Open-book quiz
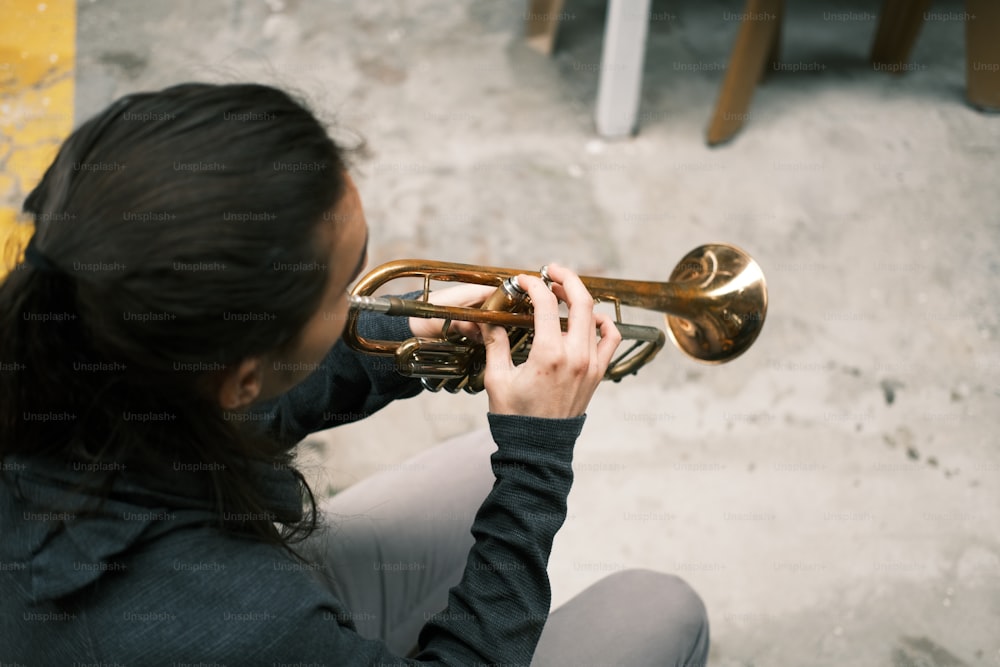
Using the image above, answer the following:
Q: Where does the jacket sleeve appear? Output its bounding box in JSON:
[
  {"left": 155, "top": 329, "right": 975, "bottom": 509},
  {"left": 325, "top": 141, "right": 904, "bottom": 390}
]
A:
[
  {"left": 409, "top": 413, "right": 582, "bottom": 664},
  {"left": 246, "top": 298, "right": 425, "bottom": 448},
  {"left": 271, "top": 412, "right": 583, "bottom": 666}
]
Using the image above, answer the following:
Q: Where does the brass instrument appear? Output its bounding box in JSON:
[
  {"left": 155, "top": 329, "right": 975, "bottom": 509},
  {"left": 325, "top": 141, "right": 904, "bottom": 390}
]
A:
[{"left": 344, "top": 243, "right": 767, "bottom": 393}]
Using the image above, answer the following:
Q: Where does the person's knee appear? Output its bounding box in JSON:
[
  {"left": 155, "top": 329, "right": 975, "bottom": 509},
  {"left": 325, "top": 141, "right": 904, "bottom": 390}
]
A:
[{"left": 603, "top": 568, "right": 710, "bottom": 665}]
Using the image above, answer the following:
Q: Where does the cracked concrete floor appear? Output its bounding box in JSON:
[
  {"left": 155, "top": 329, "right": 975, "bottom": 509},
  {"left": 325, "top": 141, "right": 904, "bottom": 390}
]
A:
[{"left": 65, "top": 0, "right": 1000, "bottom": 664}]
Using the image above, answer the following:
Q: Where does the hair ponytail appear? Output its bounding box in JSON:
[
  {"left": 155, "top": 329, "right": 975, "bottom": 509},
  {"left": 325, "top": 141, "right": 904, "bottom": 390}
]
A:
[{"left": 0, "top": 83, "right": 350, "bottom": 550}]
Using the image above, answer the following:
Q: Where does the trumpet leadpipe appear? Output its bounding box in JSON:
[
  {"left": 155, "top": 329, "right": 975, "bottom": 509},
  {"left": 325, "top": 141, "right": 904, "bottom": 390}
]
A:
[{"left": 348, "top": 295, "right": 537, "bottom": 329}]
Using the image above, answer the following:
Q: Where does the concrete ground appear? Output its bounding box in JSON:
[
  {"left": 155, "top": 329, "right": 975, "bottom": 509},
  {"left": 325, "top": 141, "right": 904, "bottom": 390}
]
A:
[{"left": 18, "top": 0, "right": 1000, "bottom": 664}]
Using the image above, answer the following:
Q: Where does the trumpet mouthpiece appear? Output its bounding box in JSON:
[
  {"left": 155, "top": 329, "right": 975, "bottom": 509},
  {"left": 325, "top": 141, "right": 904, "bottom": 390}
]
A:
[{"left": 349, "top": 294, "right": 392, "bottom": 313}]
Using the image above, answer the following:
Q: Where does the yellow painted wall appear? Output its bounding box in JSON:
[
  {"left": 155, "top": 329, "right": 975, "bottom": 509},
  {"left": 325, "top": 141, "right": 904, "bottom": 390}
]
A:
[{"left": 0, "top": 0, "right": 75, "bottom": 279}]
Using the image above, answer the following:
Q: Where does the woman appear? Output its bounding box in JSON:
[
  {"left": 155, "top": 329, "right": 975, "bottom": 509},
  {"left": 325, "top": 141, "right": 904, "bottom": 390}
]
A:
[{"left": 0, "top": 83, "right": 709, "bottom": 665}]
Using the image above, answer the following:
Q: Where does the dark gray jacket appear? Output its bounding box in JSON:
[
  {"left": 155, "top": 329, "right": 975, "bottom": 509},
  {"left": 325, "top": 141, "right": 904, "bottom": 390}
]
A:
[{"left": 0, "top": 308, "right": 582, "bottom": 665}]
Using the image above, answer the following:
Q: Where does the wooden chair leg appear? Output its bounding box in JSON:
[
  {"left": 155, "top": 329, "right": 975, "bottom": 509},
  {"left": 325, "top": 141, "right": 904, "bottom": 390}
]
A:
[
  {"left": 706, "top": 0, "right": 784, "bottom": 146},
  {"left": 966, "top": 0, "right": 1000, "bottom": 110},
  {"left": 760, "top": 9, "right": 783, "bottom": 83},
  {"left": 525, "top": 0, "right": 567, "bottom": 55},
  {"left": 871, "top": 0, "right": 932, "bottom": 71}
]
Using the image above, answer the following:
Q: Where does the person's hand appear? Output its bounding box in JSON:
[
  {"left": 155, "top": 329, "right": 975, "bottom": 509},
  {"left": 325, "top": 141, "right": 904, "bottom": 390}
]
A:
[
  {"left": 408, "top": 284, "right": 496, "bottom": 341},
  {"left": 479, "top": 263, "right": 621, "bottom": 419}
]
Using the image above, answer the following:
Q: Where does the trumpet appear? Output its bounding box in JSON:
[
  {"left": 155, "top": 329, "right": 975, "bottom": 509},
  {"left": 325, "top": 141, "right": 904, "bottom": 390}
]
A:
[{"left": 343, "top": 243, "right": 767, "bottom": 393}]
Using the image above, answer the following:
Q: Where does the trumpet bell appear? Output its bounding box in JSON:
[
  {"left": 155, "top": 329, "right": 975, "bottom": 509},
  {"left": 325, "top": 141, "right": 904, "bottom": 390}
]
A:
[{"left": 663, "top": 244, "right": 768, "bottom": 364}]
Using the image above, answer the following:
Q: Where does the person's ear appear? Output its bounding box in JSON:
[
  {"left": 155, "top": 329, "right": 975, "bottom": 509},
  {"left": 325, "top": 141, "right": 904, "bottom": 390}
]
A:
[{"left": 217, "top": 357, "right": 264, "bottom": 411}]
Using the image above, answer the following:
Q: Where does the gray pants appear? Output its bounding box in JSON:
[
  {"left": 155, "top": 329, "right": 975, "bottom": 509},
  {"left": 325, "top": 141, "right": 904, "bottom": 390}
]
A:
[{"left": 300, "top": 429, "right": 710, "bottom": 666}]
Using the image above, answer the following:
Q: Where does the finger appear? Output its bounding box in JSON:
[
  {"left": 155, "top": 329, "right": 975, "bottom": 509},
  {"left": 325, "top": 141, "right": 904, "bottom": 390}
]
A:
[
  {"left": 543, "top": 263, "right": 595, "bottom": 349},
  {"left": 448, "top": 320, "right": 483, "bottom": 342},
  {"left": 415, "top": 284, "right": 498, "bottom": 340},
  {"left": 479, "top": 322, "right": 513, "bottom": 377},
  {"left": 548, "top": 283, "right": 571, "bottom": 333},
  {"left": 517, "top": 275, "right": 561, "bottom": 348},
  {"left": 594, "top": 311, "right": 622, "bottom": 372},
  {"left": 549, "top": 282, "right": 568, "bottom": 304},
  {"left": 427, "top": 283, "right": 497, "bottom": 308}
]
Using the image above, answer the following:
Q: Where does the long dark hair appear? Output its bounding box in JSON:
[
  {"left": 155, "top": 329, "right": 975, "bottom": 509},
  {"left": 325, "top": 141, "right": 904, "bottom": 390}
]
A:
[{"left": 0, "top": 83, "right": 350, "bottom": 549}]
